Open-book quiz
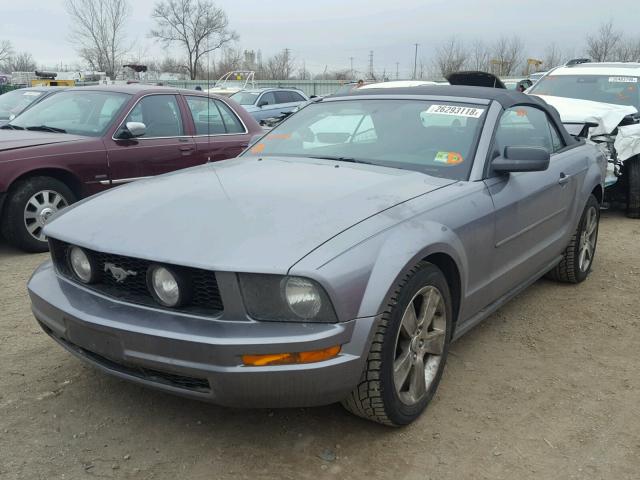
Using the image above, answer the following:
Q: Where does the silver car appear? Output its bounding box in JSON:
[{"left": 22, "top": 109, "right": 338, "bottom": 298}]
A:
[{"left": 28, "top": 86, "right": 606, "bottom": 425}]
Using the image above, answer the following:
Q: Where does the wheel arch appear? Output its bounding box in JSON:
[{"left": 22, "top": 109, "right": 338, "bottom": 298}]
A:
[
  {"left": 6, "top": 168, "right": 83, "bottom": 200},
  {"left": 421, "top": 252, "right": 462, "bottom": 334}
]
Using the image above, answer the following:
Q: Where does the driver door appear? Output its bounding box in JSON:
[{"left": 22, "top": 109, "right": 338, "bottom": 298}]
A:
[{"left": 485, "top": 106, "right": 584, "bottom": 299}]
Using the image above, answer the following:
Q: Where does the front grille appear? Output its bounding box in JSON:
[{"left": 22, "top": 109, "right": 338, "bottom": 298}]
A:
[
  {"left": 54, "top": 333, "right": 211, "bottom": 393},
  {"left": 49, "top": 239, "right": 223, "bottom": 317}
]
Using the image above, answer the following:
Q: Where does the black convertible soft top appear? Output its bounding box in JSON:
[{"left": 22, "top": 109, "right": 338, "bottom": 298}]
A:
[{"left": 345, "top": 85, "right": 577, "bottom": 145}]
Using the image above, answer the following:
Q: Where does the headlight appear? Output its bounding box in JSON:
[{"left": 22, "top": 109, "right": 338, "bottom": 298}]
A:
[
  {"left": 68, "top": 246, "right": 96, "bottom": 284},
  {"left": 239, "top": 274, "right": 337, "bottom": 323},
  {"left": 283, "top": 276, "right": 322, "bottom": 319},
  {"left": 147, "top": 265, "right": 189, "bottom": 308}
]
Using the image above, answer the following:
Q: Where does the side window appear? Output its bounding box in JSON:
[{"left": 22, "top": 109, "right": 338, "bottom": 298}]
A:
[
  {"left": 548, "top": 121, "right": 565, "bottom": 152},
  {"left": 290, "top": 91, "right": 306, "bottom": 102},
  {"left": 215, "top": 100, "right": 245, "bottom": 134},
  {"left": 185, "top": 96, "right": 226, "bottom": 135},
  {"left": 274, "top": 91, "right": 291, "bottom": 104},
  {"left": 494, "top": 106, "right": 553, "bottom": 155},
  {"left": 259, "top": 92, "right": 276, "bottom": 106},
  {"left": 125, "top": 95, "right": 183, "bottom": 138}
]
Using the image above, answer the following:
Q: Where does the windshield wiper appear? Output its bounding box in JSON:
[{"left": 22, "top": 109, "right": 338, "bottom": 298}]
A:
[
  {"left": 0, "top": 124, "right": 25, "bottom": 130},
  {"left": 25, "top": 125, "right": 67, "bottom": 133},
  {"left": 308, "top": 155, "right": 373, "bottom": 165}
]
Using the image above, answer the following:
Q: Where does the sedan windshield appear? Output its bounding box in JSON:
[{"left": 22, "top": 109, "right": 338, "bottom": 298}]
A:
[
  {"left": 530, "top": 74, "right": 640, "bottom": 109},
  {"left": 243, "top": 99, "right": 487, "bottom": 180},
  {"left": 230, "top": 92, "right": 259, "bottom": 105},
  {"left": 8, "top": 90, "right": 131, "bottom": 137},
  {"left": 0, "top": 89, "right": 43, "bottom": 120}
]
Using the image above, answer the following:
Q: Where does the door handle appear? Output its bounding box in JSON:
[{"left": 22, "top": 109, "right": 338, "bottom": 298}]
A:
[
  {"left": 558, "top": 172, "right": 571, "bottom": 185},
  {"left": 179, "top": 145, "right": 194, "bottom": 151}
]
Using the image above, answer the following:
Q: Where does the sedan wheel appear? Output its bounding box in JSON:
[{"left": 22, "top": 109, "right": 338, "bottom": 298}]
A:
[
  {"left": 578, "top": 205, "right": 598, "bottom": 273},
  {"left": 24, "top": 190, "right": 69, "bottom": 242},
  {"left": 1, "top": 176, "right": 76, "bottom": 253},
  {"left": 342, "top": 261, "right": 452, "bottom": 426}
]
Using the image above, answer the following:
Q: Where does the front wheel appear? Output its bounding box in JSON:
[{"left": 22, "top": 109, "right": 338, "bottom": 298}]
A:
[
  {"left": 626, "top": 156, "right": 640, "bottom": 218},
  {"left": 547, "top": 194, "right": 600, "bottom": 283},
  {"left": 1, "top": 176, "right": 76, "bottom": 253},
  {"left": 342, "top": 262, "right": 452, "bottom": 426}
]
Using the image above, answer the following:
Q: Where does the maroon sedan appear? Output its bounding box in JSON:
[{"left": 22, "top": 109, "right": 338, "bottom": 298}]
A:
[{"left": 0, "top": 85, "right": 263, "bottom": 252}]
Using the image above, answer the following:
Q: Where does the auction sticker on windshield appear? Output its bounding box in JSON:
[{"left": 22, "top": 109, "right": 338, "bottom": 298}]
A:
[
  {"left": 609, "top": 77, "right": 638, "bottom": 83},
  {"left": 426, "top": 105, "right": 485, "bottom": 118}
]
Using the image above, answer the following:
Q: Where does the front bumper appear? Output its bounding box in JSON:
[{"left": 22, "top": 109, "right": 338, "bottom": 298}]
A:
[{"left": 28, "top": 261, "right": 375, "bottom": 408}]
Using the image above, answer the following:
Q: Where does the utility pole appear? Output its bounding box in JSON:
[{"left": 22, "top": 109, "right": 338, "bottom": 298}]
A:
[
  {"left": 413, "top": 43, "right": 419, "bottom": 80},
  {"left": 284, "top": 48, "right": 291, "bottom": 79},
  {"left": 396, "top": 62, "right": 399, "bottom": 80},
  {"left": 368, "top": 51, "right": 374, "bottom": 80},
  {"left": 350, "top": 57, "right": 354, "bottom": 80}
]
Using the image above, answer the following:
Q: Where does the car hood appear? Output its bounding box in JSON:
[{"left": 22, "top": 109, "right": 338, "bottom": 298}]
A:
[
  {"left": 533, "top": 95, "right": 638, "bottom": 135},
  {"left": 0, "top": 129, "right": 88, "bottom": 152},
  {"left": 240, "top": 105, "right": 260, "bottom": 113},
  {"left": 45, "top": 157, "right": 456, "bottom": 273}
]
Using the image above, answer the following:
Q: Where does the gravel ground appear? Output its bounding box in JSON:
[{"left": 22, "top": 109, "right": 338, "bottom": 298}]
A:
[{"left": 1, "top": 211, "right": 639, "bottom": 480}]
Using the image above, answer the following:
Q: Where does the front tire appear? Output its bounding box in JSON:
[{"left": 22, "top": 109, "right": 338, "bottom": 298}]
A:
[
  {"left": 547, "top": 194, "right": 600, "bottom": 283},
  {"left": 626, "top": 156, "right": 640, "bottom": 219},
  {"left": 1, "top": 176, "right": 76, "bottom": 253},
  {"left": 342, "top": 262, "right": 452, "bottom": 426}
]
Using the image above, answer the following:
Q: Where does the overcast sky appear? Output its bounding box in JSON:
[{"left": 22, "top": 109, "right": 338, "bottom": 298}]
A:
[{"left": 2, "top": 0, "right": 638, "bottom": 76}]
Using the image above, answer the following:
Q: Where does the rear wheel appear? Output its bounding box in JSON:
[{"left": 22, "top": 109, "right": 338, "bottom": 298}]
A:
[
  {"left": 1, "top": 176, "right": 75, "bottom": 253},
  {"left": 626, "top": 156, "right": 640, "bottom": 218},
  {"left": 547, "top": 194, "right": 599, "bottom": 283},
  {"left": 341, "top": 262, "right": 452, "bottom": 426}
]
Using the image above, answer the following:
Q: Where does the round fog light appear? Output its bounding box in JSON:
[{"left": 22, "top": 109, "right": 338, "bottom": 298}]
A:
[
  {"left": 68, "top": 246, "right": 94, "bottom": 284},
  {"left": 283, "top": 276, "right": 322, "bottom": 319},
  {"left": 147, "top": 265, "right": 186, "bottom": 308}
]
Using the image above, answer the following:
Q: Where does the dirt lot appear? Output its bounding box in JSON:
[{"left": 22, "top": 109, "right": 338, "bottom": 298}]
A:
[{"left": 1, "top": 211, "right": 639, "bottom": 480}]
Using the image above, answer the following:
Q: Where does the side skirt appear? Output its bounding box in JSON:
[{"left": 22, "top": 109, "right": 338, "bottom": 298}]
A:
[{"left": 451, "top": 255, "right": 563, "bottom": 341}]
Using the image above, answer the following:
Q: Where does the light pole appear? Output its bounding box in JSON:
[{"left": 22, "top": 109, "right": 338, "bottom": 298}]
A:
[{"left": 413, "top": 43, "right": 419, "bottom": 80}]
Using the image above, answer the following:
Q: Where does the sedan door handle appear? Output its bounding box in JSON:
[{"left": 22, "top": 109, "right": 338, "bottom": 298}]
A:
[
  {"left": 179, "top": 145, "right": 194, "bottom": 152},
  {"left": 558, "top": 172, "right": 571, "bottom": 185}
]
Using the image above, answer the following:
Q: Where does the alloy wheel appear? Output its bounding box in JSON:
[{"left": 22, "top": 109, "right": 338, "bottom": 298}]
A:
[
  {"left": 393, "top": 285, "right": 447, "bottom": 406},
  {"left": 23, "top": 190, "right": 68, "bottom": 242},
  {"left": 578, "top": 206, "right": 598, "bottom": 272}
]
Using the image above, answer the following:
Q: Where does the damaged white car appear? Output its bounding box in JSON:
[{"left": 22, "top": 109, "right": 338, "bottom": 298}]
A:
[{"left": 528, "top": 62, "right": 640, "bottom": 218}]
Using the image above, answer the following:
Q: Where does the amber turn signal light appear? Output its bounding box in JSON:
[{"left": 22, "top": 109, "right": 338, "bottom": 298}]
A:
[{"left": 242, "top": 345, "right": 341, "bottom": 367}]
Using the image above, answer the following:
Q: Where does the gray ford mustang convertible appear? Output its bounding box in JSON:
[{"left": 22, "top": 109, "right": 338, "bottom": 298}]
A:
[{"left": 28, "top": 86, "right": 606, "bottom": 426}]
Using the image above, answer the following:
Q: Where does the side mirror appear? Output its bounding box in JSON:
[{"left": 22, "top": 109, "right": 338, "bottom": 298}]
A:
[
  {"left": 257, "top": 100, "right": 268, "bottom": 108},
  {"left": 492, "top": 146, "right": 550, "bottom": 173},
  {"left": 117, "top": 121, "right": 146, "bottom": 139}
]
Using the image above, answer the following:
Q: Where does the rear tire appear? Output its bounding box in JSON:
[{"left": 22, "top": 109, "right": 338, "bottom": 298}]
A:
[
  {"left": 547, "top": 194, "right": 599, "bottom": 284},
  {"left": 1, "top": 176, "right": 75, "bottom": 253},
  {"left": 341, "top": 262, "right": 452, "bottom": 426},
  {"left": 626, "top": 156, "right": 640, "bottom": 219}
]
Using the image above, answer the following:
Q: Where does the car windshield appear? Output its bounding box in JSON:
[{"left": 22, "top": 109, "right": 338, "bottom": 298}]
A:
[
  {"left": 530, "top": 74, "right": 640, "bottom": 109},
  {"left": 8, "top": 90, "right": 131, "bottom": 136},
  {"left": 0, "top": 89, "right": 44, "bottom": 120},
  {"left": 230, "top": 92, "right": 259, "bottom": 105},
  {"left": 243, "top": 99, "right": 487, "bottom": 180}
]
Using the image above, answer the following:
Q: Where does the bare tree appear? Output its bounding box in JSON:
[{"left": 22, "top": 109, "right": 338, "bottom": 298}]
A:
[
  {"left": 214, "top": 47, "right": 242, "bottom": 77},
  {"left": 613, "top": 37, "right": 640, "bottom": 62},
  {"left": 150, "top": 0, "right": 237, "bottom": 80},
  {"left": 66, "top": 0, "right": 130, "bottom": 78},
  {"left": 491, "top": 36, "right": 523, "bottom": 76},
  {"left": 542, "top": 42, "right": 567, "bottom": 70},
  {"left": 469, "top": 40, "right": 490, "bottom": 72},
  {"left": 586, "top": 20, "right": 622, "bottom": 62},
  {"left": 5, "top": 52, "right": 37, "bottom": 72},
  {"left": 433, "top": 37, "right": 468, "bottom": 79},
  {"left": 263, "top": 49, "right": 294, "bottom": 80},
  {"left": 0, "top": 40, "right": 13, "bottom": 66}
]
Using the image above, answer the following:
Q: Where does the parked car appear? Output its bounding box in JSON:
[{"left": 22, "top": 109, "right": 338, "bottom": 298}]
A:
[
  {"left": 528, "top": 62, "right": 640, "bottom": 217},
  {"left": 0, "top": 85, "right": 262, "bottom": 252},
  {"left": 230, "top": 88, "right": 309, "bottom": 123},
  {"left": 29, "top": 85, "right": 605, "bottom": 426},
  {"left": 0, "top": 87, "right": 64, "bottom": 126}
]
